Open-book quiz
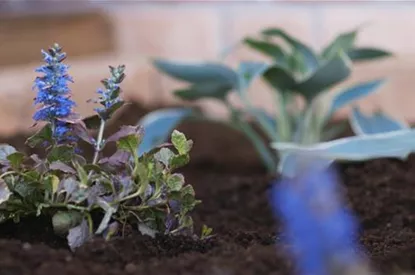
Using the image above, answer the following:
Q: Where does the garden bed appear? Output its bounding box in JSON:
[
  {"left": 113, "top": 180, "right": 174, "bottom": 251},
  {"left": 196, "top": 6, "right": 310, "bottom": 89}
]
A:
[{"left": 0, "top": 102, "right": 414, "bottom": 275}]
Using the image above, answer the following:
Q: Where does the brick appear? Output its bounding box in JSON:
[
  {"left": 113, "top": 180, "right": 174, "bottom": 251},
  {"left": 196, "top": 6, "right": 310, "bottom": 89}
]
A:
[
  {"left": 0, "top": 11, "right": 115, "bottom": 67},
  {"left": 110, "top": 6, "right": 221, "bottom": 106},
  {"left": 321, "top": 6, "right": 415, "bottom": 55},
  {"left": 110, "top": 7, "right": 220, "bottom": 59},
  {"left": 320, "top": 6, "right": 415, "bottom": 122}
]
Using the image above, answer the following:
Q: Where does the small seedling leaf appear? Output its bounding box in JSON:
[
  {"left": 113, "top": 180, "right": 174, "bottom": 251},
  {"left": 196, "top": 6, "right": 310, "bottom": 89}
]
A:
[{"left": 171, "top": 130, "right": 192, "bottom": 155}]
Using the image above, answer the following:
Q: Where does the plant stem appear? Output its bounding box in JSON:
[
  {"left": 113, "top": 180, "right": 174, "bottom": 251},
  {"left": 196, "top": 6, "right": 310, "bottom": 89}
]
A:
[
  {"left": 236, "top": 119, "right": 278, "bottom": 173},
  {"left": 92, "top": 119, "right": 106, "bottom": 165},
  {"left": 225, "top": 101, "right": 278, "bottom": 174}
]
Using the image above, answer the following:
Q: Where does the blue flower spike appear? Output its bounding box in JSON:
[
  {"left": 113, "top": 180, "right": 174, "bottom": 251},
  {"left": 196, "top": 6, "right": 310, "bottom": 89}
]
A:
[
  {"left": 270, "top": 163, "right": 373, "bottom": 275},
  {"left": 93, "top": 65, "right": 126, "bottom": 120},
  {"left": 33, "top": 43, "right": 77, "bottom": 144}
]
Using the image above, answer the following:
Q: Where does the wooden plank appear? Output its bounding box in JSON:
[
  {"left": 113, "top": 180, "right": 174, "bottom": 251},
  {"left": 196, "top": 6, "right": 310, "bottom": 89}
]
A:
[{"left": 0, "top": 11, "right": 115, "bottom": 67}]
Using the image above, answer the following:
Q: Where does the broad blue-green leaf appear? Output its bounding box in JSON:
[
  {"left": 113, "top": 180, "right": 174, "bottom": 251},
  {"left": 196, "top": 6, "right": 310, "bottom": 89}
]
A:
[
  {"left": 243, "top": 38, "right": 286, "bottom": 61},
  {"left": 262, "top": 64, "right": 296, "bottom": 92},
  {"left": 153, "top": 59, "right": 238, "bottom": 85},
  {"left": 295, "top": 51, "right": 352, "bottom": 101},
  {"left": 237, "top": 61, "right": 271, "bottom": 96},
  {"left": 347, "top": 48, "right": 392, "bottom": 62},
  {"left": 329, "top": 79, "right": 385, "bottom": 115},
  {"left": 322, "top": 29, "right": 357, "bottom": 60},
  {"left": 261, "top": 28, "right": 319, "bottom": 72},
  {"left": 350, "top": 106, "right": 408, "bottom": 135},
  {"left": 174, "top": 82, "right": 233, "bottom": 101},
  {"left": 137, "top": 108, "right": 193, "bottom": 156},
  {"left": 272, "top": 128, "right": 415, "bottom": 177}
]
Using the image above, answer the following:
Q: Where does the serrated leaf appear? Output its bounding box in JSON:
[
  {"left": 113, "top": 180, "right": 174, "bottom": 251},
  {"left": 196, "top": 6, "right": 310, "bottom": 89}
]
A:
[
  {"left": 171, "top": 130, "right": 192, "bottom": 155},
  {"left": 47, "top": 145, "right": 74, "bottom": 163},
  {"left": 167, "top": 173, "right": 185, "bottom": 192},
  {"left": 117, "top": 135, "right": 139, "bottom": 156},
  {"left": 329, "top": 79, "right": 385, "bottom": 115},
  {"left": 243, "top": 38, "right": 286, "bottom": 61},
  {"left": 0, "top": 179, "right": 11, "bottom": 205},
  {"left": 0, "top": 144, "right": 17, "bottom": 163},
  {"left": 181, "top": 185, "right": 195, "bottom": 197},
  {"left": 350, "top": 106, "right": 408, "bottom": 135},
  {"left": 6, "top": 152, "right": 25, "bottom": 169},
  {"left": 26, "top": 124, "right": 53, "bottom": 148},
  {"left": 347, "top": 47, "right": 392, "bottom": 62},
  {"left": 137, "top": 108, "right": 192, "bottom": 156},
  {"left": 49, "top": 161, "right": 76, "bottom": 174},
  {"left": 170, "top": 154, "right": 190, "bottom": 170},
  {"left": 322, "top": 29, "right": 357, "bottom": 60},
  {"left": 295, "top": 51, "right": 352, "bottom": 101},
  {"left": 67, "top": 219, "right": 90, "bottom": 252},
  {"left": 154, "top": 148, "right": 175, "bottom": 168}
]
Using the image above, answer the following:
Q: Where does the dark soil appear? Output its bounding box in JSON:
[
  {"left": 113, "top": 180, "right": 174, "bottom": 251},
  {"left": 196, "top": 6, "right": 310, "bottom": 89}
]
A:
[{"left": 0, "top": 102, "right": 414, "bottom": 275}]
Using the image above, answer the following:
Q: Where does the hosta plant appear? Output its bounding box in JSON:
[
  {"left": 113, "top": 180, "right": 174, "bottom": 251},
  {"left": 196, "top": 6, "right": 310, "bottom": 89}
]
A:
[
  {"left": 0, "top": 44, "right": 204, "bottom": 251},
  {"left": 152, "top": 26, "right": 392, "bottom": 174}
]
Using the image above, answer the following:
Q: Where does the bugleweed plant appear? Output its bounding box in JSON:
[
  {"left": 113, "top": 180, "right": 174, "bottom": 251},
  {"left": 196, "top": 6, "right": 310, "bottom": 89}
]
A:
[
  {"left": 0, "top": 44, "right": 205, "bottom": 251},
  {"left": 152, "top": 27, "right": 392, "bottom": 174}
]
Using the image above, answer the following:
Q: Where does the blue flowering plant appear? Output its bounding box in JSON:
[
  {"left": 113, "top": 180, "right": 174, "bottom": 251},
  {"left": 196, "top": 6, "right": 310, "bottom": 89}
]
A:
[
  {"left": 270, "top": 162, "right": 372, "bottom": 275},
  {"left": 0, "top": 44, "right": 205, "bottom": 251}
]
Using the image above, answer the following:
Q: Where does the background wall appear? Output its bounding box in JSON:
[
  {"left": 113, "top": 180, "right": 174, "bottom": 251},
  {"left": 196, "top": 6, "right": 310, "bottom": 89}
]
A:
[{"left": 0, "top": 0, "right": 414, "bottom": 136}]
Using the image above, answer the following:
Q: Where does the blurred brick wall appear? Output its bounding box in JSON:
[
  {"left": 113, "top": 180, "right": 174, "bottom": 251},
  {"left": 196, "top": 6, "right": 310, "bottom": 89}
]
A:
[{"left": 0, "top": 1, "right": 414, "bottom": 135}]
